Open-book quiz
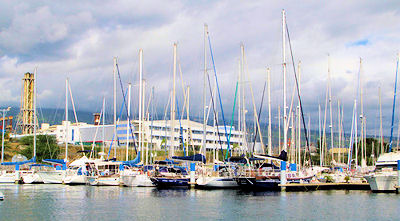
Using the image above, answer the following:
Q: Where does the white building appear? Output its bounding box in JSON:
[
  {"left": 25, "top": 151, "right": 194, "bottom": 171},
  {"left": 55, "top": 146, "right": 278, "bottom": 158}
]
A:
[
  {"left": 117, "top": 119, "right": 245, "bottom": 151},
  {"left": 41, "top": 119, "right": 245, "bottom": 151},
  {"left": 41, "top": 121, "right": 114, "bottom": 145}
]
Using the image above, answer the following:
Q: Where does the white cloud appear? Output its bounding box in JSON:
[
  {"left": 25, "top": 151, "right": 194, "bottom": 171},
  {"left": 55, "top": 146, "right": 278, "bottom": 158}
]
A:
[{"left": 0, "top": 0, "right": 398, "bottom": 135}]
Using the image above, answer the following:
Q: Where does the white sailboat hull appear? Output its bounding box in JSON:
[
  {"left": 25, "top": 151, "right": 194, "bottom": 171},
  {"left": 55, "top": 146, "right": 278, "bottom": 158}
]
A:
[
  {"left": 63, "top": 174, "right": 86, "bottom": 185},
  {"left": 121, "top": 174, "right": 155, "bottom": 187},
  {"left": 0, "top": 173, "right": 16, "bottom": 183},
  {"left": 22, "top": 173, "right": 43, "bottom": 184},
  {"left": 196, "top": 176, "right": 239, "bottom": 188},
  {"left": 38, "top": 171, "right": 64, "bottom": 184},
  {"left": 0, "top": 172, "right": 17, "bottom": 183},
  {"left": 365, "top": 173, "right": 398, "bottom": 192},
  {"left": 87, "top": 176, "right": 120, "bottom": 186}
]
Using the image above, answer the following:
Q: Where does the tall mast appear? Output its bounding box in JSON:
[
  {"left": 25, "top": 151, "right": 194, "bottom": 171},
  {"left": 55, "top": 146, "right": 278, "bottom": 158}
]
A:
[
  {"left": 341, "top": 105, "right": 344, "bottom": 163},
  {"left": 291, "top": 111, "right": 295, "bottom": 162},
  {"left": 360, "top": 58, "right": 365, "bottom": 166},
  {"left": 328, "top": 55, "right": 334, "bottom": 163},
  {"left": 338, "top": 100, "right": 341, "bottom": 164},
  {"left": 241, "top": 45, "right": 246, "bottom": 153},
  {"left": 102, "top": 97, "right": 105, "bottom": 154},
  {"left": 113, "top": 57, "right": 117, "bottom": 158},
  {"left": 202, "top": 24, "right": 208, "bottom": 156},
  {"left": 379, "top": 86, "right": 383, "bottom": 155},
  {"left": 278, "top": 105, "right": 281, "bottom": 153},
  {"left": 389, "top": 53, "right": 400, "bottom": 152},
  {"left": 139, "top": 49, "right": 143, "bottom": 161},
  {"left": 354, "top": 95, "right": 358, "bottom": 168},
  {"left": 65, "top": 77, "right": 68, "bottom": 161},
  {"left": 143, "top": 80, "right": 147, "bottom": 164},
  {"left": 238, "top": 60, "right": 241, "bottom": 154},
  {"left": 322, "top": 84, "right": 328, "bottom": 166},
  {"left": 126, "top": 83, "right": 131, "bottom": 161},
  {"left": 297, "top": 61, "right": 301, "bottom": 168},
  {"left": 33, "top": 68, "right": 37, "bottom": 159},
  {"left": 267, "top": 68, "right": 272, "bottom": 155},
  {"left": 150, "top": 86, "right": 155, "bottom": 163},
  {"left": 318, "top": 104, "right": 322, "bottom": 167},
  {"left": 282, "top": 9, "right": 288, "bottom": 152},
  {"left": 243, "top": 44, "right": 264, "bottom": 152},
  {"left": 171, "top": 43, "right": 177, "bottom": 157},
  {"left": 186, "top": 86, "right": 191, "bottom": 155}
]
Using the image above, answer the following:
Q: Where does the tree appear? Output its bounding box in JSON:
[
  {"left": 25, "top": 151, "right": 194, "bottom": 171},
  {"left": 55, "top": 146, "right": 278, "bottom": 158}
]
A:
[{"left": 18, "top": 135, "right": 61, "bottom": 162}]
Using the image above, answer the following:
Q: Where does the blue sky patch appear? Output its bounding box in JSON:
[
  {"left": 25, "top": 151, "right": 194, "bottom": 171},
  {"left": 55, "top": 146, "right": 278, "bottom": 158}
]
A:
[{"left": 347, "top": 39, "right": 369, "bottom": 47}]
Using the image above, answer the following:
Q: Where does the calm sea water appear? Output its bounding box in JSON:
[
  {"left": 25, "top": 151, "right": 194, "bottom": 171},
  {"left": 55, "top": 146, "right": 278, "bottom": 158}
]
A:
[{"left": 0, "top": 184, "right": 399, "bottom": 220}]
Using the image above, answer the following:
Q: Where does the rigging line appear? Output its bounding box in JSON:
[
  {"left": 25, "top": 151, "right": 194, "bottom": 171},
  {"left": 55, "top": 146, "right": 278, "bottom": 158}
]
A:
[
  {"left": 107, "top": 90, "right": 128, "bottom": 160},
  {"left": 90, "top": 102, "right": 104, "bottom": 159},
  {"left": 206, "top": 70, "right": 224, "bottom": 158},
  {"left": 116, "top": 63, "right": 138, "bottom": 155},
  {"left": 175, "top": 97, "right": 187, "bottom": 156},
  {"left": 225, "top": 81, "right": 239, "bottom": 160},
  {"left": 37, "top": 101, "right": 55, "bottom": 158},
  {"left": 285, "top": 22, "right": 313, "bottom": 167},
  {"left": 68, "top": 82, "right": 85, "bottom": 153},
  {"left": 389, "top": 57, "right": 399, "bottom": 152},
  {"left": 162, "top": 92, "right": 171, "bottom": 154},
  {"left": 349, "top": 60, "right": 362, "bottom": 167},
  {"left": 207, "top": 35, "right": 231, "bottom": 153},
  {"left": 251, "top": 81, "right": 267, "bottom": 155},
  {"left": 51, "top": 92, "right": 63, "bottom": 125},
  {"left": 348, "top": 101, "right": 356, "bottom": 168}
]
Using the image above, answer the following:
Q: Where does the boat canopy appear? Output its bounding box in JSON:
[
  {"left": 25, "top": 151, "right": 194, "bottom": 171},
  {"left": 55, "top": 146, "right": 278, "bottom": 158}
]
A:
[
  {"left": 69, "top": 156, "right": 89, "bottom": 167},
  {"left": 172, "top": 154, "right": 206, "bottom": 163}
]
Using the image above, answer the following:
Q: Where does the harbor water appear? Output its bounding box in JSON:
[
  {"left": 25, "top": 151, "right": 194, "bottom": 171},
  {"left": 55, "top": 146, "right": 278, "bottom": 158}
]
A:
[{"left": 0, "top": 184, "right": 399, "bottom": 220}]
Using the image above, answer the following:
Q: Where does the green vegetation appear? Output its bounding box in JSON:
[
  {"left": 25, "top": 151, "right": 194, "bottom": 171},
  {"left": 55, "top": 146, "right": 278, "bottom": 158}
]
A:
[
  {"left": 324, "top": 175, "right": 334, "bottom": 183},
  {"left": 18, "top": 135, "right": 60, "bottom": 162}
]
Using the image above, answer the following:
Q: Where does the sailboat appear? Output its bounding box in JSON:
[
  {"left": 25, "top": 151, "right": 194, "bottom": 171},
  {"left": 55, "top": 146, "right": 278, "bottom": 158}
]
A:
[
  {"left": 121, "top": 50, "right": 154, "bottom": 187},
  {"left": 64, "top": 90, "right": 108, "bottom": 185},
  {"left": 364, "top": 53, "right": 400, "bottom": 192},
  {"left": 195, "top": 26, "right": 241, "bottom": 189},
  {"left": 37, "top": 78, "right": 70, "bottom": 184},
  {"left": 85, "top": 57, "right": 124, "bottom": 186}
]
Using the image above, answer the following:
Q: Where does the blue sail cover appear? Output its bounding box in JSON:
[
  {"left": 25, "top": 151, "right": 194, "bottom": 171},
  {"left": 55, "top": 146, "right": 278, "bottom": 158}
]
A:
[
  {"left": 1, "top": 157, "right": 36, "bottom": 166},
  {"left": 121, "top": 151, "right": 141, "bottom": 167},
  {"left": 29, "top": 164, "right": 52, "bottom": 169},
  {"left": 172, "top": 154, "right": 206, "bottom": 163},
  {"left": 43, "top": 159, "right": 66, "bottom": 164}
]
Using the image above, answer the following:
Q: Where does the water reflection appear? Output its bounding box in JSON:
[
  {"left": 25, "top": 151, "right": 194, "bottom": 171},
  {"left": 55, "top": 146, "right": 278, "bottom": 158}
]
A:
[{"left": 1, "top": 184, "right": 399, "bottom": 220}]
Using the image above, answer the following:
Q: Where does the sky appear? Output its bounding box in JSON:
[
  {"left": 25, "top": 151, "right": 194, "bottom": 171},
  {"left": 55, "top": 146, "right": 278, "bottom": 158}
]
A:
[{"left": 0, "top": 0, "right": 399, "bottom": 135}]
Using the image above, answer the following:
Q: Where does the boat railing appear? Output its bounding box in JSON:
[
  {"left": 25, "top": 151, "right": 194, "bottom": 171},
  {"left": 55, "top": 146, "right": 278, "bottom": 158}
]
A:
[{"left": 236, "top": 168, "right": 281, "bottom": 178}]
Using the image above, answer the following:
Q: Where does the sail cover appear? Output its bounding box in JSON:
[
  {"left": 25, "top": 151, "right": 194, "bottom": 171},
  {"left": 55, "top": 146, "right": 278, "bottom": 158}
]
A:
[
  {"left": 172, "top": 154, "right": 206, "bottom": 163},
  {"left": 43, "top": 159, "right": 66, "bottom": 164},
  {"left": 254, "top": 150, "right": 288, "bottom": 162},
  {"left": 121, "top": 151, "right": 141, "bottom": 167}
]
